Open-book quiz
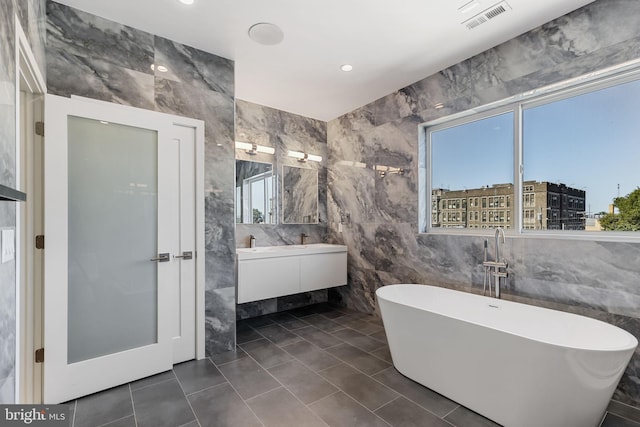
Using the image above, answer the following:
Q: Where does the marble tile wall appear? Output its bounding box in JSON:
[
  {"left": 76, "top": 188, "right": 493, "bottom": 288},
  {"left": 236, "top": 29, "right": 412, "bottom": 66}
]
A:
[
  {"left": 235, "top": 99, "right": 329, "bottom": 318},
  {"left": 46, "top": 1, "right": 236, "bottom": 355},
  {"left": 327, "top": 0, "right": 640, "bottom": 407},
  {"left": 0, "top": 0, "right": 46, "bottom": 404}
]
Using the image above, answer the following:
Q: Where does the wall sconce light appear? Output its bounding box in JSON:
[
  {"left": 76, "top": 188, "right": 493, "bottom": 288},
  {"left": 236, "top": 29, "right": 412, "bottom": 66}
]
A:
[
  {"left": 287, "top": 150, "right": 322, "bottom": 162},
  {"left": 374, "top": 164, "right": 405, "bottom": 178},
  {"left": 235, "top": 141, "right": 275, "bottom": 155}
]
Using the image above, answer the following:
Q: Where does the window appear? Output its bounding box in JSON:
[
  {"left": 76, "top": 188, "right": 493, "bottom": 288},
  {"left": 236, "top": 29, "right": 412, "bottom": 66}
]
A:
[
  {"left": 524, "top": 193, "right": 535, "bottom": 208},
  {"left": 425, "top": 67, "right": 640, "bottom": 236}
]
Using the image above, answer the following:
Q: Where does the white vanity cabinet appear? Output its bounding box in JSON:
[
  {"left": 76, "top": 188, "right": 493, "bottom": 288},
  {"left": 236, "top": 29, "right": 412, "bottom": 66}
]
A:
[
  {"left": 237, "top": 244, "right": 347, "bottom": 304},
  {"left": 300, "top": 252, "right": 348, "bottom": 292}
]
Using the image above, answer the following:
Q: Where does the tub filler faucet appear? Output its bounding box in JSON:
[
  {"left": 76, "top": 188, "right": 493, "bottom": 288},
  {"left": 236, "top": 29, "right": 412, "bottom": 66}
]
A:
[
  {"left": 301, "top": 233, "right": 309, "bottom": 245},
  {"left": 482, "top": 227, "right": 508, "bottom": 298}
]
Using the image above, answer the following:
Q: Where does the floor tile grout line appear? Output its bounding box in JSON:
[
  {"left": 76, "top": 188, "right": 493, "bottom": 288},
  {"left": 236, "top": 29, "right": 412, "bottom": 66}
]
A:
[
  {"left": 371, "top": 394, "right": 402, "bottom": 413},
  {"left": 238, "top": 347, "right": 331, "bottom": 426},
  {"left": 212, "top": 359, "right": 267, "bottom": 427},
  {"left": 371, "top": 366, "right": 461, "bottom": 421},
  {"left": 279, "top": 340, "right": 343, "bottom": 373},
  {"left": 242, "top": 384, "right": 286, "bottom": 403},
  {"left": 128, "top": 383, "right": 139, "bottom": 427},
  {"left": 264, "top": 357, "right": 296, "bottom": 371},
  {"left": 71, "top": 399, "right": 77, "bottom": 427},
  {"left": 311, "top": 362, "right": 399, "bottom": 417},
  {"left": 604, "top": 411, "right": 640, "bottom": 426},
  {"left": 94, "top": 414, "right": 136, "bottom": 427},
  {"left": 173, "top": 367, "right": 202, "bottom": 427},
  {"left": 321, "top": 347, "right": 392, "bottom": 378},
  {"left": 323, "top": 346, "right": 392, "bottom": 376},
  {"left": 441, "top": 404, "right": 463, "bottom": 421},
  {"left": 211, "top": 353, "right": 249, "bottom": 368},
  {"left": 608, "top": 401, "right": 640, "bottom": 423},
  {"left": 325, "top": 327, "right": 387, "bottom": 353},
  {"left": 130, "top": 374, "right": 177, "bottom": 393},
  {"left": 305, "top": 389, "right": 342, "bottom": 407},
  {"left": 184, "top": 380, "right": 229, "bottom": 398},
  {"left": 305, "top": 384, "right": 393, "bottom": 427},
  {"left": 251, "top": 325, "right": 306, "bottom": 348},
  {"left": 236, "top": 338, "right": 265, "bottom": 347}
]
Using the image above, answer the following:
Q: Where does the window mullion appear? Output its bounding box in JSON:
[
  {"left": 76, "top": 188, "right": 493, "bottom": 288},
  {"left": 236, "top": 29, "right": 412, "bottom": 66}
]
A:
[{"left": 514, "top": 104, "right": 523, "bottom": 234}]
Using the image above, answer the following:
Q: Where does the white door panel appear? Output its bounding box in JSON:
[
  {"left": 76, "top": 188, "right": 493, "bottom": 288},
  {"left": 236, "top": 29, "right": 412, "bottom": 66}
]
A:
[{"left": 43, "top": 95, "right": 203, "bottom": 403}]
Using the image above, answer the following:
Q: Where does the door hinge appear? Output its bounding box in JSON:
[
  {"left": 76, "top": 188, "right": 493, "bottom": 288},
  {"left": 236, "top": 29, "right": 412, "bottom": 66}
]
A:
[
  {"left": 35, "top": 235, "right": 45, "bottom": 249},
  {"left": 35, "top": 121, "right": 44, "bottom": 137},
  {"left": 35, "top": 348, "right": 44, "bottom": 363}
]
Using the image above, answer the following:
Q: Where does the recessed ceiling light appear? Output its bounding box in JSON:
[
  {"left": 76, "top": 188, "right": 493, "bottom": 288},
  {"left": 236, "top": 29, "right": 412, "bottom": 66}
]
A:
[
  {"left": 340, "top": 64, "right": 353, "bottom": 72},
  {"left": 248, "top": 23, "right": 284, "bottom": 46},
  {"left": 178, "top": 0, "right": 195, "bottom": 5}
]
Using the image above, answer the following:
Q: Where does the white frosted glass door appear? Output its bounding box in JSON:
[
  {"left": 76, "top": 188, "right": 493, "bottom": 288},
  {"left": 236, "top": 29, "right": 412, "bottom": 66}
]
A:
[
  {"left": 43, "top": 95, "right": 176, "bottom": 403},
  {"left": 67, "top": 116, "right": 159, "bottom": 363}
]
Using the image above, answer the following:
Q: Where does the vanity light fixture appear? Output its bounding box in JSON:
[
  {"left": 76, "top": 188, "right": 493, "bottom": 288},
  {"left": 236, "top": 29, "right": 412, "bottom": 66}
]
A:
[
  {"left": 374, "top": 164, "right": 405, "bottom": 178},
  {"left": 178, "top": 0, "right": 195, "bottom": 5},
  {"left": 434, "top": 102, "right": 445, "bottom": 109},
  {"left": 150, "top": 64, "right": 169, "bottom": 73},
  {"left": 340, "top": 64, "right": 353, "bottom": 72},
  {"left": 287, "top": 150, "right": 322, "bottom": 163},
  {"left": 235, "top": 141, "right": 275, "bottom": 155}
]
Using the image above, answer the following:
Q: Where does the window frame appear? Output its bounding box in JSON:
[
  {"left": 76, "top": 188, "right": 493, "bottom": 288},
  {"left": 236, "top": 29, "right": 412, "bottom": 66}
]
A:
[{"left": 419, "top": 62, "right": 640, "bottom": 242}]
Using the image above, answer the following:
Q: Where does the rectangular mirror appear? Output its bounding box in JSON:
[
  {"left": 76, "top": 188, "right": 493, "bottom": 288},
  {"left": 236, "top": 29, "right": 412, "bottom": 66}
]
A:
[
  {"left": 236, "top": 160, "right": 275, "bottom": 224},
  {"left": 282, "top": 165, "right": 318, "bottom": 224}
]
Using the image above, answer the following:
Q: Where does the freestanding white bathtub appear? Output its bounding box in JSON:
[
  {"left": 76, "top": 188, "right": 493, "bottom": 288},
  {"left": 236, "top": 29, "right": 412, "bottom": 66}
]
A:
[{"left": 376, "top": 284, "right": 637, "bottom": 427}]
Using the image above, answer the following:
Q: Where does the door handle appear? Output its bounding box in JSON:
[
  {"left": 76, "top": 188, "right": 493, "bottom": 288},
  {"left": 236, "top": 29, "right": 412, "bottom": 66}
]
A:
[
  {"left": 150, "top": 253, "right": 170, "bottom": 262},
  {"left": 174, "top": 251, "right": 193, "bottom": 260}
]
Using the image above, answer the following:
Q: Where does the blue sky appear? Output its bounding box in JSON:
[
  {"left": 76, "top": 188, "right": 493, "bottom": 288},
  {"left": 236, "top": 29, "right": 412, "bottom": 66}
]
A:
[{"left": 431, "top": 78, "right": 640, "bottom": 214}]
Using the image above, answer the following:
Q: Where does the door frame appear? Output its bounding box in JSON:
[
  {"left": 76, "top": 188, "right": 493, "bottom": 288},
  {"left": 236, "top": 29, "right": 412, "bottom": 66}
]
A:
[
  {"left": 42, "top": 95, "right": 206, "bottom": 403},
  {"left": 15, "top": 15, "right": 46, "bottom": 404}
]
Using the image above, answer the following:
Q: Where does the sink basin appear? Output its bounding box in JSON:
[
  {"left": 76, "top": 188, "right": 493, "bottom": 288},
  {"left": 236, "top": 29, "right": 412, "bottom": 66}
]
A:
[{"left": 236, "top": 243, "right": 346, "bottom": 260}]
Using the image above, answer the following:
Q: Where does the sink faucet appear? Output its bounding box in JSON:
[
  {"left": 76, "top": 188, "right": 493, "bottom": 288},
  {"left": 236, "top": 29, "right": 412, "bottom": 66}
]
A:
[
  {"left": 494, "top": 227, "right": 505, "bottom": 263},
  {"left": 301, "top": 233, "right": 309, "bottom": 245}
]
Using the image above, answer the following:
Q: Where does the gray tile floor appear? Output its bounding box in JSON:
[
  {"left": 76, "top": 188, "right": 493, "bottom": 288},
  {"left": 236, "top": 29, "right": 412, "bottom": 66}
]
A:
[{"left": 66, "top": 303, "right": 640, "bottom": 427}]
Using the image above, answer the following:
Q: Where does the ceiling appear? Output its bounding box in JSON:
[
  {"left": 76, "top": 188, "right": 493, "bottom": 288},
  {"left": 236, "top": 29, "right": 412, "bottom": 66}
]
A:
[{"left": 53, "top": 0, "right": 594, "bottom": 121}]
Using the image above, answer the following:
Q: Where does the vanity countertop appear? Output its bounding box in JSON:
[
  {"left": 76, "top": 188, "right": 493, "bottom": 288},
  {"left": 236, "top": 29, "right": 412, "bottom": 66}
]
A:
[{"left": 236, "top": 243, "right": 347, "bottom": 260}]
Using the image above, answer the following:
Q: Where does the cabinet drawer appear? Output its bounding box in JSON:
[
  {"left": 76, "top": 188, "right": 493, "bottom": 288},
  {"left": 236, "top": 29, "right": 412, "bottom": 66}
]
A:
[
  {"left": 238, "top": 257, "right": 300, "bottom": 303},
  {"left": 300, "top": 252, "right": 347, "bottom": 292}
]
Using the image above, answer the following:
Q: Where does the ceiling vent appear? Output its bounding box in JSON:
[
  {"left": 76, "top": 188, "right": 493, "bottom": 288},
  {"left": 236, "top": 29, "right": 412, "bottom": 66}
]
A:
[{"left": 463, "top": 1, "right": 512, "bottom": 30}]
